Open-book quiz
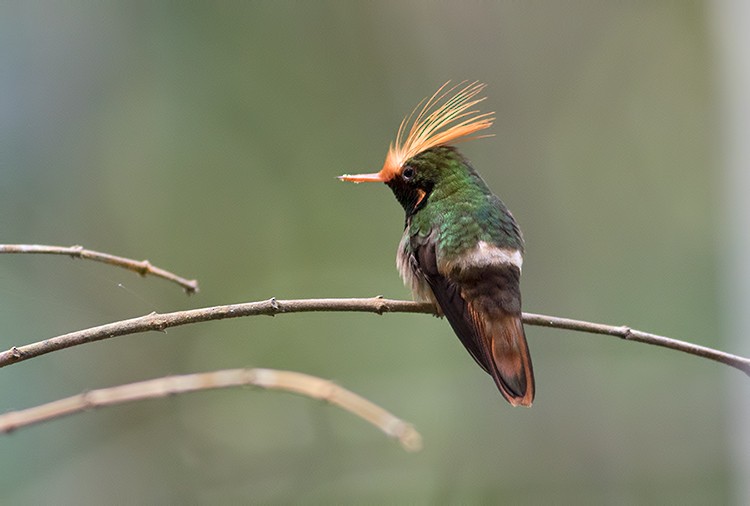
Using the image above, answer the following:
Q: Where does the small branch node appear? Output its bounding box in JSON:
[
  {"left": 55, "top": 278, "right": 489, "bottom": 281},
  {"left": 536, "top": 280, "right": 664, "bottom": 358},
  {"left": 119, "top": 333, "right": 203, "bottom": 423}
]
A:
[
  {"left": 137, "top": 259, "right": 153, "bottom": 277},
  {"left": 68, "top": 245, "right": 84, "bottom": 258},
  {"left": 269, "top": 297, "right": 280, "bottom": 313},
  {"left": 10, "top": 347, "right": 23, "bottom": 359},
  {"left": 371, "top": 296, "right": 388, "bottom": 314},
  {"left": 148, "top": 313, "right": 168, "bottom": 332},
  {"left": 184, "top": 281, "right": 200, "bottom": 295}
]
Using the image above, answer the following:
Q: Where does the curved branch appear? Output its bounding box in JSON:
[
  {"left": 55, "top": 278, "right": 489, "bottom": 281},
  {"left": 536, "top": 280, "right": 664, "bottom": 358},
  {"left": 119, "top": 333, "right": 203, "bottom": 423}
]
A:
[
  {"left": 0, "top": 244, "right": 199, "bottom": 294},
  {"left": 0, "top": 368, "right": 422, "bottom": 451},
  {"left": 0, "top": 297, "right": 747, "bottom": 376}
]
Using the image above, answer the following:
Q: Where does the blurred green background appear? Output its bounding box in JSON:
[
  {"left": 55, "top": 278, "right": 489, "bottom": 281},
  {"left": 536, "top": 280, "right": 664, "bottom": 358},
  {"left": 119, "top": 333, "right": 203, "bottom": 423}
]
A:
[{"left": 1, "top": 1, "right": 745, "bottom": 504}]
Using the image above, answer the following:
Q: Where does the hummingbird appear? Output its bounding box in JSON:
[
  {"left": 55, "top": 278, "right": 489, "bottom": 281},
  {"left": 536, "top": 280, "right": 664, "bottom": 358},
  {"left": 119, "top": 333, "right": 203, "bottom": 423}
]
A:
[{"left": 339, "top": 81, "right": 534, "bottom": 406}]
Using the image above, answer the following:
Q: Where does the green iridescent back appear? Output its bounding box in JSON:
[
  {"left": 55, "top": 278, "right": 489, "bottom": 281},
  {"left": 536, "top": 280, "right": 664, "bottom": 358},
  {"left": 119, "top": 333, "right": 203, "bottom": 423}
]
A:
[{"left": 405, "top": 147, "right": 524, "bottom": 259}]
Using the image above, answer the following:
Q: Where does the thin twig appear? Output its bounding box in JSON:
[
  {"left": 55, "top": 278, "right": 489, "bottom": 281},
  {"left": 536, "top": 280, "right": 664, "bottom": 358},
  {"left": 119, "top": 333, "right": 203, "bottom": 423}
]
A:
[
  {"left": 0, "top": 368, "right": 422, "bottom": 451},
  {"left": 521, "top": 313, "right": 749, "bottom": 375},
  {"left": 0, "top": 297, "right": 746, "bottom": 376},
  {"left": 0, "top": 244, "right": 199, "bottom": 294}
]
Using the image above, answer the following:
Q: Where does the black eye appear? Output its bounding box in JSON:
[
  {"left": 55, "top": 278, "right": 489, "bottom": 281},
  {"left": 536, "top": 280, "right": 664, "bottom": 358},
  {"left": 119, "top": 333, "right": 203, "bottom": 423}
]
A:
[{"left": 402, "top": 166, "right": 415, "bottom": 181}]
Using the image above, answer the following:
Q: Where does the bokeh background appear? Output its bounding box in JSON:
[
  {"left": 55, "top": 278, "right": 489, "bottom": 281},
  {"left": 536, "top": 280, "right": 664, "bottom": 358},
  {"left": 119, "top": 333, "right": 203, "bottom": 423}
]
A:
[{"left": 2, "top": 2, "right": 748, "bottom": 504}]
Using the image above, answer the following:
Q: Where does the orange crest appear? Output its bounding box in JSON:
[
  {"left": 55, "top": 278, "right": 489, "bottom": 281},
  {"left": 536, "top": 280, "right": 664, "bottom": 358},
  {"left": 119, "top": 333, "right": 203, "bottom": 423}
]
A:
[
  {"left": 338, "top": 81, "right": 494, "bottom": 184},
  {"left": 380, "top": 81, "right": 495, "bottom": 180}
]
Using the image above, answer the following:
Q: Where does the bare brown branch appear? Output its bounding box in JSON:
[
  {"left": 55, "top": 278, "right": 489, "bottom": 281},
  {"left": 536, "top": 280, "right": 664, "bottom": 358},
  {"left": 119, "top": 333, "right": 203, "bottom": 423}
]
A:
[
  {"left": 522, "top": 313, "right": 749, "bottom": 375},
  {"left": 0, "top": 297, "right": 747, "bottom": 376},
  {"left": 0, "top": 244, "right": 199, "bottom": 294},
  {"left": 0, "top": 368, "right": 422, "bottom": 451}
]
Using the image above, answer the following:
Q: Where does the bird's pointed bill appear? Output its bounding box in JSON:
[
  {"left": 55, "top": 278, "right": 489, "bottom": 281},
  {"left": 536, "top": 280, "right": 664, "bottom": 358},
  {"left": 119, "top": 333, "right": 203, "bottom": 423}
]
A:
[{"left": 338, "top": 172, "right": 386, "bottom": 183}]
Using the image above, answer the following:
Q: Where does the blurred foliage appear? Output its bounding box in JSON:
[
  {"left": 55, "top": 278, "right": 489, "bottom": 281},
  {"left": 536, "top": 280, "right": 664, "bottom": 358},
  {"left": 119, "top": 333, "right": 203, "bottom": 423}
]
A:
[{"left": 0, "top": 1, "right": 732, "bottom": 504}]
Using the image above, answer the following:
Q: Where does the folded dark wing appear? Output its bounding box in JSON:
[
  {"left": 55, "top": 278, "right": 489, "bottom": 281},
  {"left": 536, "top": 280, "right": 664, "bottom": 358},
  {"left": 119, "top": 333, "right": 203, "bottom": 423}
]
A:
[{"left": 411, "top": 234, "right": 534, "bottom": 406}]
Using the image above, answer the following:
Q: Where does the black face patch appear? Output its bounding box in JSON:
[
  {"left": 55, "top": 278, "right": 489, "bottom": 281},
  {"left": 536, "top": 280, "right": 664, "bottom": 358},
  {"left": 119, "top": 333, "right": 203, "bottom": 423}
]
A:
[{"left": 386, "top": 175, "right": 432, "bottom": 219}]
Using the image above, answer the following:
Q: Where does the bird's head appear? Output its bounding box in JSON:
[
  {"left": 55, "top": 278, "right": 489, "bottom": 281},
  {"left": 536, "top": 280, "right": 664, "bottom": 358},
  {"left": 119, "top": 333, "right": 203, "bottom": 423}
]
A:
[{"left": 339, "top": 81, "right": 494, "bottom": 215}]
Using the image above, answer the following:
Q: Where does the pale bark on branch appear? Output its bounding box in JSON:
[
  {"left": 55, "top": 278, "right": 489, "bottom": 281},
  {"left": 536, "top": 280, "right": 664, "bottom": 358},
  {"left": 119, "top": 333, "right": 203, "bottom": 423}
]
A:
[
  {"left": 0, "top": 244, "right": 199, "bottom": 294},
  {"left": 0, "top": 297, "right": 747, "bottom": 376},
  {"left": 0, "top": 368, "right": 422, "bottom": 451}
]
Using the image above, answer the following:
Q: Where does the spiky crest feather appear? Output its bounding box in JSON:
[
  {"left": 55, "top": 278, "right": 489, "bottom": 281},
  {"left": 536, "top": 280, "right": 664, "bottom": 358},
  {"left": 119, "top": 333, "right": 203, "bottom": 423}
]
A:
[{"left": 380, "top": 81, "right": 495, "bottom": 180}]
